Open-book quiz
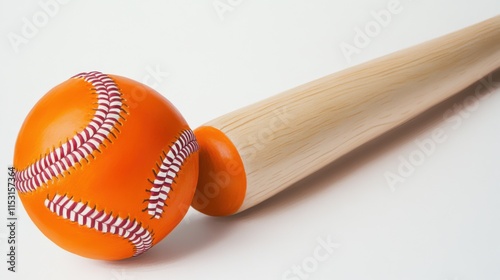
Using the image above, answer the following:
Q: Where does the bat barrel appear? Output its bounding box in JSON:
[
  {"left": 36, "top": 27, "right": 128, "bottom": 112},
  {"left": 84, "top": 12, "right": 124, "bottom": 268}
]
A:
[{"left": 192, "top": 16, "right": 500, "bottom": 216}]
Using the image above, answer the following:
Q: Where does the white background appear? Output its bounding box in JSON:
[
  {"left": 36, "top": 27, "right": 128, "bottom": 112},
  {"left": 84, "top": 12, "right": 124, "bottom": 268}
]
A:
[{"left": 1, "top": 1, "right": 500, "bottom": 279}]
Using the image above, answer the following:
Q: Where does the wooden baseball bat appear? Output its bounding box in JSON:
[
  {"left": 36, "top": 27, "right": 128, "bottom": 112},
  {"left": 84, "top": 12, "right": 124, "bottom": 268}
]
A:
[{"left": 191, "top": 15, "right": 500, "bottom": 216}]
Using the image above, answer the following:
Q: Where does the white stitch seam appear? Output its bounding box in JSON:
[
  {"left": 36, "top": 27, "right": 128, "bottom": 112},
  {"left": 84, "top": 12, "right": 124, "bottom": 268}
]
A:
[
  {"left": 146, "top": 130, "right": 199, "bottom": 219},
  {"left": 15, "top": 71, "right": 124, "bottom": 193},
  {"left": 45, "top": 194, "right": 153, "bottom": 257}
]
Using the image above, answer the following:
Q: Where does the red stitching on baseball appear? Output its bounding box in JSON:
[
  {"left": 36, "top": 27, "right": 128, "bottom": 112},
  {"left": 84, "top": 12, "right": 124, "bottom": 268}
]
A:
[
  {"left": 45, "top": 194, "right": 154, "bottom": 257},
  {"left": 15, "top": 71, "right": 124, "bottom": 193},
  {"left": 146, "top": 130, "right": 199, "bottom": 219}
]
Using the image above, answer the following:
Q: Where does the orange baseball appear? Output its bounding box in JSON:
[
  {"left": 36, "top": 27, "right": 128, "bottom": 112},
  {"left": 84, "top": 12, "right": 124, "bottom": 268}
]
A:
[{"left": 13, "top": 71, "right": 199, "bottom": 260}]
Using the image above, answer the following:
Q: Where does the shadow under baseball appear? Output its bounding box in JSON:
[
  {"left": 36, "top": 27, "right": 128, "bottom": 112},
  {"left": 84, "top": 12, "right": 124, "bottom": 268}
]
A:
[{"left": 101, "top": 211, "right": 237, "bottom": 268}]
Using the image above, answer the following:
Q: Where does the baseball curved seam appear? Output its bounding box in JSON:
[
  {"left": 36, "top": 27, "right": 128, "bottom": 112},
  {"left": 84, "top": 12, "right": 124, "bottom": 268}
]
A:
[
  {"left": 45, "top": 194, "right": 153, "bottom": 257},
  {"left": 15, "top": 71, "right": 124, "bottom": 194},
  {"left": 146, "top": 130, "right": 199, "bottom": 219}
]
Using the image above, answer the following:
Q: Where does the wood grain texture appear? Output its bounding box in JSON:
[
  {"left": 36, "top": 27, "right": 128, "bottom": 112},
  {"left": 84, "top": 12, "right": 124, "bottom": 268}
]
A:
[{"left": 205, "top": 16, "right": 500, "bottom": 213}]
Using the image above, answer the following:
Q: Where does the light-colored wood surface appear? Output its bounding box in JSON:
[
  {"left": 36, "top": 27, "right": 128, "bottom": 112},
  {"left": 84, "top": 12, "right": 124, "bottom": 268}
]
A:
[{"left": 206, "top": 16, "right": 500, "bottom": 213}]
